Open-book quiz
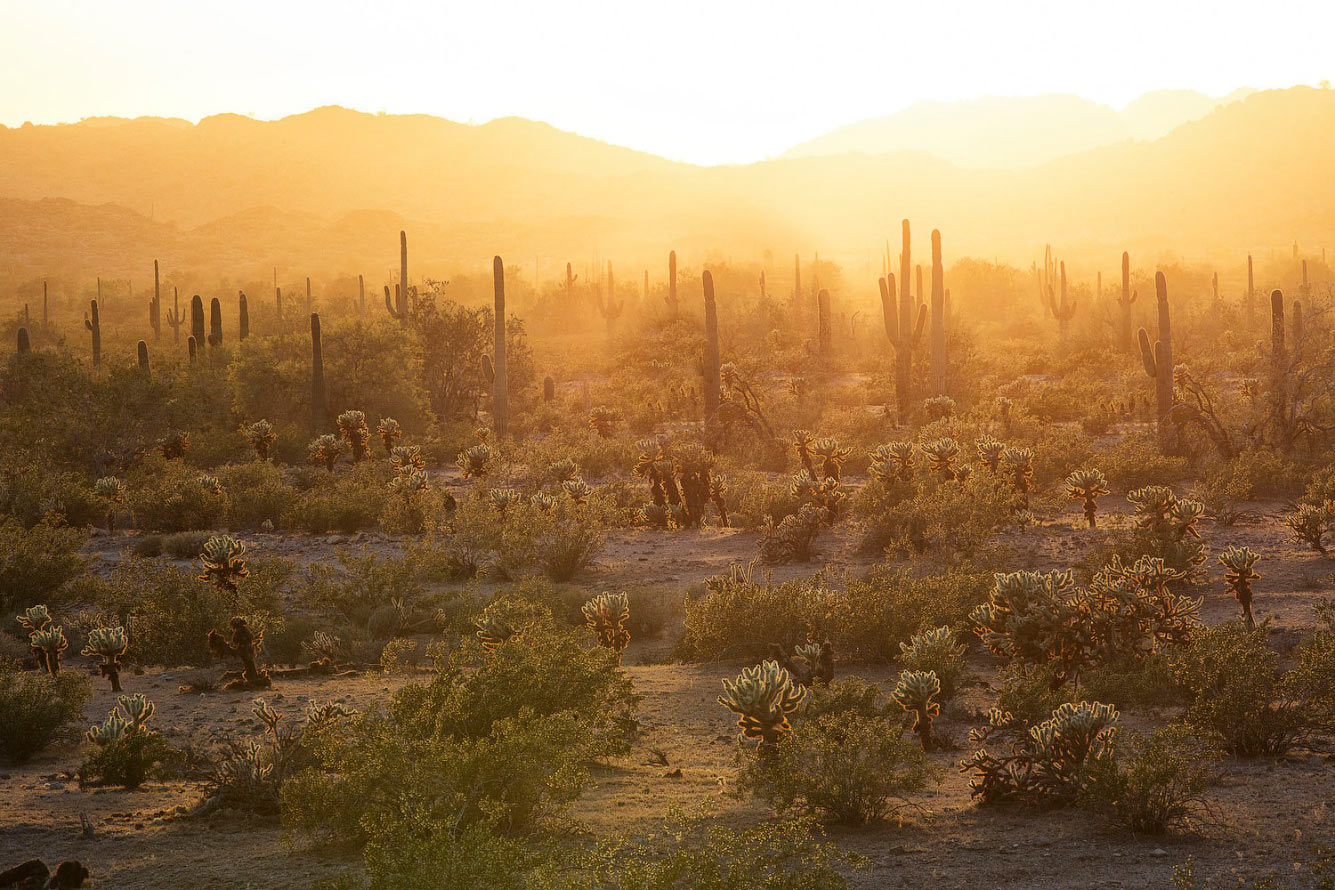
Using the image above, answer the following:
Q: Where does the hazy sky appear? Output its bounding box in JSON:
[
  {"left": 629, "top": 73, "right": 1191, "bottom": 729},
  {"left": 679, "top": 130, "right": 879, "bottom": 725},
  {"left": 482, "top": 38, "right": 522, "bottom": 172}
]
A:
[{"left": 2, "top": 0, "right": 1330, "bottom": 164}]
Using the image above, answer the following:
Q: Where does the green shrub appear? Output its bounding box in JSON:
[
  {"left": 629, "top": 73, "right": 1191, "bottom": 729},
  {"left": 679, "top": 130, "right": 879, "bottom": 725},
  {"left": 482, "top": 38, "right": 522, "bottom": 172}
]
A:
[
  {"left": 285, "top": 463, "right": 390, "bottom": 534},
  {"left": 218, "top": 461, "right": 296, "bottom": 530},
  {"left": 897, "top": 626, "right": 966, "bottom": 700},
  {"left": 861, "top": 473, "right": 1018, "bottom": 559},
  {"left": 735, "top": 679, "right": 933, "bottom": 824},
  {"left": 0, "top": 662, "right": 91, "bottom": 763},
  {"left": 1082, "top": 723, "right": 1219, "bottom": 834},
  {"left": 129, "top": 457, "right": 229, "bottom": 532},
  {"left": 301, "top": 551, "right": 423, "bottom": 629},
  {"left": 0, "top": 518, "right": 87, "bottom": 613},
  {"left": 1098, "top": 433, "right": 1189, "bottom": 492}
]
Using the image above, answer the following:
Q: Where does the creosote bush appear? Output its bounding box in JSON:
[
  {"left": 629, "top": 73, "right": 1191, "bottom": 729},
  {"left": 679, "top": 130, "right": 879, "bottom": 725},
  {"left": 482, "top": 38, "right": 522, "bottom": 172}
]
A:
[{"left": 0, "top": 661, "right": 91, "bottom": 764}]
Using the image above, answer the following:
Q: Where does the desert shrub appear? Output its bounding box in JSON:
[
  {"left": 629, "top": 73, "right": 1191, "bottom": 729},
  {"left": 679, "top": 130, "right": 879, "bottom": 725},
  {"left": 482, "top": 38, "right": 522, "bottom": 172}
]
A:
[
  {"left": 0, "top": 518, "right": 87, "bottom": 613},
  {"left": 1078, "top": 652, "right": 1181, "bottom": 709},
  {"left": 129, "top": 456, "right": 230, "bottom": 531},
  {"left": 218, "top": 461, "right": 296, "bottom": 530},
  {"left": 897, "top": 626, "right": 966, "bottom": 699},
  {"left": 80, "top": 693, "right": 176, "bottom": 788},
  {"left": 300, "top": 551, "right": 423, "bottom": 629},
  {"left": 1290, "top": 602, "right": 1335, "bottom": 733},
  {"left": 866, "top": 473, "right": 1018, "bottom": 559},
  {"left": 991, "top": 663, "right": 1068, "bottom": 727},
  {"left": 726, "top": 472, "right": 801, "bottom": 529},
  {"left": 735, "top": 679, "right": 933, "bottom": 824},
  {"left": 679, "top": 568, "right": 840, "bottom": 659},
  {"left": 1097, "top": 433, "right": 1190, "bottom": 492},
  {"left": 758, "top": 503, "right": 823, "bottom": 564},
  {"left": 0, "top": 463, "right": 103, "bottom": 528},
  {"left": 285, "top": 462, "right": 391, "bottom": 534},
  {"left": 1172, "top": 622, "right": 1312, "bottom": 756},
  {"left": 835, "top": 567, "right": 993, "bottom": 661},
  {"left": 0, "top": 662, "right": 91, "bottom": 764},
  {"left": 516, "top": 502, "right": 606, "bottom": 582},
  {"left": 1082, "top": 723, "right": 1219, "bottom": 834},
  {"left": 162, "top": 530, "right": 213, "bottom": 559},
  {"left": 282, "top": 621, "right": 636, "bottom": 847}
]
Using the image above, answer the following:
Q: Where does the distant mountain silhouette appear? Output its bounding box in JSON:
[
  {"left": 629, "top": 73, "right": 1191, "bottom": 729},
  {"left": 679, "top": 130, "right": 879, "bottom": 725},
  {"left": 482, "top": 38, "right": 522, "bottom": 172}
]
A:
[
  {"left": 0, "top": 87, "right": 1331, "bottom": 285},
  {"left": 782, "top": 90, "right": 1251, "bottom": 167}
]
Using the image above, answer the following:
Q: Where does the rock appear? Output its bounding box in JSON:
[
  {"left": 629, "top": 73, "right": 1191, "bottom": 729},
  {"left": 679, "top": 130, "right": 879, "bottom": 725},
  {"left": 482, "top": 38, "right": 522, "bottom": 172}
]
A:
[{"left": 1151, "top": 848, "right": 1168, "bottom": 857}]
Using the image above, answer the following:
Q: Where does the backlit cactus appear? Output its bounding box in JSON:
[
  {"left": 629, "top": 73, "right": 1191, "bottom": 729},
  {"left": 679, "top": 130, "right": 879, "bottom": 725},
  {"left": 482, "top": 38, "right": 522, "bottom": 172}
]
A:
[
  {"left": 582, "top": 592, "right": 631, "bottom": 657},
  {"left": 975, "top": 434, "right": 1005, "bottom": 473},
  {"left": 1041, "top": 254, "right": 1078, "bottom": 341},
  {"left": 190, "top": 293, "right": 205, "bottom": 344},
  {"left": 199, "top": 534, "right": 249, "bottom": 593},
  {"left": 19, "top": 605, "right": 68, "bottom": 676},
  {"left": 94, "top": 476, "right": 126, "bottom": 531},
  {"left": 923, "top": 394, "right": 956, "bottom": 421},
  {"left": 84, "top": 299, "right": 101, "bottom": 366},
  {"left": 880, "top": 219, "right": 929, "bottom": 418},
  {"left": 929, "top": 229, "right": 947, "bottom": 394},
  {"left": 243, "top": 419, "right": 276, "bottom": 461},
  {"left": 1137, "top": 271, "right": 1176, "bottom": 452},
  {"left": 1286, "top": 502, "right": 1331, "bottom": 554},
  {"left": 87, "top": 693, "right": 157, "bottom": 746},
  {"left": 377, "top": 417, "right": 402, "bottom": 454},
  {"left": 718, "top": 660, "right": 807, "bottom": 747},
  {"left": 962, "top": 700, "right": 1118, "bottom": 804},
  {"left": 892, "top": 669, "right": 941, "bottom": 750},
  {"left": 475, "top": 614, "right": 518, "bottom": 652},
  {"left": 811, "top": 437, "right": 851, "bottom": 481},
  {"left": 337, "top": 409, "right": 370, "bottom": 462},
  {"left": 308, "top": 433, "right": 344, "bottom": 472},
  {"left": 488, "top": 487, "right": 520, "bottom": 515},
  {"left": 702, "top": 270, "right": 721, "bottom": 446},
  {"left": 588, "top": 406, "right": 622, "bottom": 438},
  {"left": 310, "top": 313, "right": 325, "bottom": 431},
  {"left": 391, "top": 444, "right": 424, "bottom": 472},
  {"left": 562, "top": 477, "right": 592, "bottom": 505},
  {"left": 457, "top": 442, "right": 493, "bottom": 479},
  {"left": 491, "top": 256, "right": 509, "bottom": 438},
  {"left": 791, "top": 429, "right": 817, "bottom": 476},
  {"left": 1064, "top": 468, "right": 1109, "bottom": 528},
  {"left": 899, "top": 626, "right": 965, "bottom": 698},
  {"left": 870, "top": 441, "right": 916, "bottom": 484},
  {"left": 1219, "top": 545, "right": 1260, "bottom": 630},
  {"left": 82, "top": 626, "right": 129, "bottom": 691},
  {"left": 1000, "top": 445, "right": 1034, "bottom": 504},
  {"left": 209, "top": 296, "right": 223, "bottom": 347},
  {"left": 921, "top": 437, "right": 961, "bottom": 480}
]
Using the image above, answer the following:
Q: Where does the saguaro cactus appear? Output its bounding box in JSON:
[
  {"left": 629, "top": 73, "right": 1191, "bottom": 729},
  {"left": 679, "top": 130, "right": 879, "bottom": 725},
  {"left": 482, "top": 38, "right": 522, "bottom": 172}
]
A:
[
  {"left": 702, "top": 270, "right": 721, "bottom": 445},
  {"left": 311, "top": 313, "right": 325, "bottom": 432},
  {"left": 85, "top": 300, "right": 101, "bottom": 366},
  {"left": 190, "top": 294, "right": 205, "bottom": 344},
  {"left": 165, "top": 287, "right": 183, "bottom": 342},
  {"left": 399, "top": 230, "right": 408, "bottom": 320},
  {"left": 150, "top": 259, "right": 162, "bottom": 339},
  {"left": 596, "top": 260, "right": 624, "bottom": 334},
  {"left": 1117, "top": 251, "right": 1135, "bottom": 351},
  {"left": 238, "top": 291, "right": 249, "bottom": 340},
  {"left": 879, "top": 220, "right": 928, "bottom": 419},
  {"left": 208, "top": 297, "right": 223, "bottom": 347},
  {"left": 42, "top": 280, "right": 48, "bottom": 329},
  {"left": 1137, "top": 271, "right": 1176, "bottom": 452},
  {"left": 305, "top": 277, "right": 312, "bottom": 315},
  {"left": 187, "top": 335, "right": 197, "bottom": 363},
  {"left": 1246, "top": 255, "right": 1255, "bottom": 326},
  {"left": 816, "top": 288, "right": 832, "bottom": 356},
  {"left": 667, "top": 250, "right": 679, "bottom": 317},
  {"left": 358, "top": 274, "right": 365, "bottom": 315},
  {"left": 1044, "top": 260, "right": 1078, "bottom": 341},
  {"left": 492, "top": 256, "right": 509, "bottom": 438},
  {"left": 17, "top": 327, "right": 30, "bottom": 354},
  {"left": 137, "top": 340, "right": 150, "bottom": 377},
  {"left": 930, "top": 229, "right": 947, "bottom": 395}
]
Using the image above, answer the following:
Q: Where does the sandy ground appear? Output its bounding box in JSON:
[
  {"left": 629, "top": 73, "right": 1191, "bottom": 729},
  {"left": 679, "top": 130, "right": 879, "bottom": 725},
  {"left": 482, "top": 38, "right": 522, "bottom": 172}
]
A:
[{"left": 2, "top": 495, "right": 1332, "bottom": 889}]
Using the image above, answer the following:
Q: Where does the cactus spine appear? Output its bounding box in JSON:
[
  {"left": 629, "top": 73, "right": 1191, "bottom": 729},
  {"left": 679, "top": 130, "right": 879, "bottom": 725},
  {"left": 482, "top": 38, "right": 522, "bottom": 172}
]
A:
[
  {"left": 190, "top": 294, "right": 205, "bottom": 344},
  {"left": 85, "top": 299, "right": 101, "bottom": 366},
  {"left": 311, "top": 313, "right": 325, "bottom": 432},
  {"left": 1136, "top": 271, "right": 1175, "bottom": 452},
  {"left": 702, "top": 270, "right": 721, "bottom": 445},
  {"left": 209, "top": 297, "right": 223, "bottom": 347},
  {"left": 150, "top": 259, "right": 161, "bottom": 339},
  {"left": 930, "top": 229, "right": 946, "bottom": 395},
  {"left": 239, "top": 291, "right": 249, "bottom": 340},
  {"left": 492, "top": 256, "right": 509, "bottom": 438}
]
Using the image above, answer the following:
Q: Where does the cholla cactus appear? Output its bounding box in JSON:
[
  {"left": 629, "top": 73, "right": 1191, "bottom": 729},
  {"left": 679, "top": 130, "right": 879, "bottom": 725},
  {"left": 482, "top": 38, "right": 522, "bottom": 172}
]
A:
[
  {"left": 718, "top": 660, "right": 807, "bottom": 747},
  {"left": 790, "top": 429, "right": 817, "bottom": 476},
  {"left": 303, "top": 630, "right": 342, "bottom": 664},
  {"left": 94, "top": 476, "right": 126, "bottom": 531},
  {"left": 899, "top": 626, "right": 966, "bottom": 698},
  {"left": 207, "top": 616, "right": 270, "bottom": 689},
  {"left": 920, "top": 437, "right": 961, "bottom": 480},
  {"left": 549, "top": 458, "right": 579, "bottom": 483},
  {"left": 962, "top": 700, "right": 1118, "bottom": 804},
  {"left": 1286, "top": 503, "right": 1332, "bottom": 554},
  {"left": 82, "top": 626, "right": 129, "bottom": 691},
  {"left": 870, "top": 441, "right": 916, "bottom": 485},
  {"left": 892, "top": 669, "right": 941, "bottom": 750},
  {"left": 582, "top": 592, "right": 631, "bottom": 657},
  {"left": 638, "top": 502, "right": 671, "bottom": 529},
  {"left": 975, "top": 435, "right": 1006, "bottom": 473},
  {"left": 532, "top": 492, "right": 556, "bottom": 512},
  {"left": 632, "top": 439, "right": 673, "bottom": 506},
  {"left": 391, "top": 444, "right": 425, "bottom": 472},
  {"left": 1000, "top": 446, "right": 1034, "bottom": 504},
  {"left": 1065, "top": 468, "right": 1109, "bottom": 528},
  {"left": 811, "top": 437, "right": 852, "bottom": 481},
  {"left": 389, "top": 468, "right": 429, "bottom": 504},
  {"left": 197, "top": 474, "right": 224, "bottom": 496},
  {"left": 199, "top": 534, "right": 249, "bottom": 593},
  {"left": 789, "top": 470, "right": 846, "bottom": 523},
  {"left": 243, "top": 419, "right": 276, "bottom": 461},
  {"left": 488, "top": 487, "right": 520, "bottom": 516},
  {"left": 674, "top": 442, "right": 718, "bottom": 527},
  {"left": 87, "top": 694, "right": 157, "bottom": 746},
  {"left": 159, "top": 429, "right": 191, "bottom": 460},
  {"left": 996, "top": 396, "right": 1014, "bottom": 432},
  {"left": 475, "top": 614, "right": 518, "bottom": 652},
  {"left": 1219, "top": 545, "right": 1261, "bottom": 630},
  {"left": 457, "top": 443, "right": 493, "bottom": 479},
  {"left": 923, "top": 395, "right": 956, "bottom": 421},
  {"left": 377, "top": 417, "right": 403, "bottom": 455},
  {"left": 709, "top": 474, "right": 729, "bottom": 528},
  {"left": 337, "top": 410, "right": 370, "bottom": 462},
  {"left": 31, "top": 625, "right": 69, "bottom": 676},
  {"left": 308, "top": 434, "right": 344, "bottom": 472},
  {"left": 562, "top": 477, "right": 592, "bottom": 505},
  {"left": 588, "top": 406, "right": 622, "bottom": 438}
]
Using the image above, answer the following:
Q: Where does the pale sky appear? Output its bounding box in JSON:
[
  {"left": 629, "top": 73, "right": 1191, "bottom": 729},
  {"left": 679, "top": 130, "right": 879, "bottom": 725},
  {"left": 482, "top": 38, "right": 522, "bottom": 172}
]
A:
[{"left": 1, "top": 0, "right": 1330, "bottom": 165}]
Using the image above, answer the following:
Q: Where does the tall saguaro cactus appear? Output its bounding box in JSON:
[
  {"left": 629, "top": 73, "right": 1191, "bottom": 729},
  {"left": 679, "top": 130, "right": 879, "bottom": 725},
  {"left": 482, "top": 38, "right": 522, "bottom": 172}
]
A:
[
  {"left": 491, "top": 256, "right": 509, "bottom": 439},
  {"left": 85, "top": 300, "right": 102, "bottom": 366},
  {"left": 239, "top": 291, "right": 250, "bottom": 340},
  {"left": 400, "top": 230, "right": 409, "bottom": 321},
  {"left": 929, "top": 229, "right": 947, "bottom": 395},
  {"left": 310, "top": 313, "right": 325, "bottom": 432},
  {"left": 1137, "top": 272, "right": 1176, "bottom": 452},
  {"left": 1117, "top": 251, "right": 1135, "bottom": 351},
  {"left": 17, "top": 327, "right": 30, "bottom": 355},
  {"left": 190, "top": 294, "right": 205, "bottom": 345},
  {"left": 165, "top": 287, "right": 183, "bottom": 342},
  {"left": 209, "top": 297, "right": 223, "bottom": 347},
  {"left": 596, "top": 260, "right": 623, "bottom": 334},
  {"left": 879, "top": 219, "right": 928, "bottom": 419},
  {"left": 42, "top": 280, "right": 48, "bottom": 330},
  {"left": 1044, "top": 260, "right": 1078, "bottom": 341},
  {"left": 357, "top": 275, "right": 365, "bottom": 315},
  {"left": 150, "top": 259, "right": 162, "bottom": 339},
  {"left": 667, "top": 250, "right": 679, "bottom": 317},
  {"left": 137, "top": 340, "right": 150, "bottom": 377},
  {"left": 1246, "top": 255, "right": 1255, "bottom": 327},
  {"left": 702, "top": 270, "right": 722, "bottom": 446},
  {"left": 816, "top": 288, "right": 832, "bottom": 356}
]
